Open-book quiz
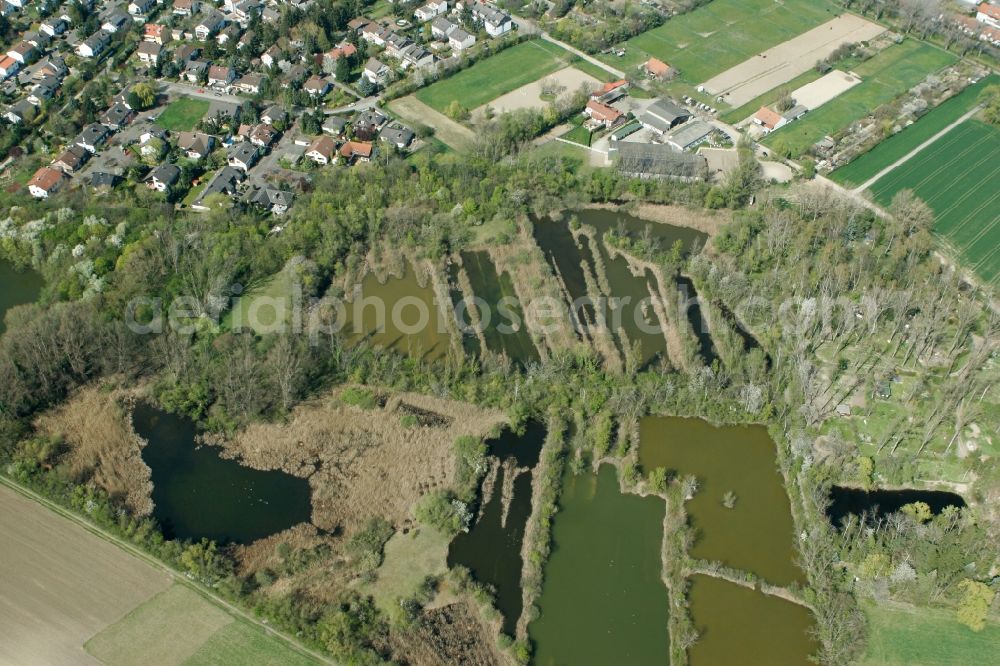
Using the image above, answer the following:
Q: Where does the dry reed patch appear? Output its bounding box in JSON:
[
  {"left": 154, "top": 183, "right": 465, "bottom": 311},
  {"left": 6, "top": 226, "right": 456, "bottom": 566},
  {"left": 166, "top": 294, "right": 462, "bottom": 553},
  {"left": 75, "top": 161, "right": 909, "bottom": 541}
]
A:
[
  {"left": 391, "top": 601, "right": 504, "bottom": 666},
  {"left": 224, "top": 389, "right": 506, "bottom": 535},
  {"left": 34, "top": 383, "right": 153, "bottom": 515}
]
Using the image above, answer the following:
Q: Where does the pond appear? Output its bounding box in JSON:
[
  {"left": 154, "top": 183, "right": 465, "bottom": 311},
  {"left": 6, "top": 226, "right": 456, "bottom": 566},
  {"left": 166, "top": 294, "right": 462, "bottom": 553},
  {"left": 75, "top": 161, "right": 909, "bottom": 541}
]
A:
[
  {"left": 447, "top": 420, "right": 545, "bottom": 636},
  {"left": 459, "top": 251, "right": 539, "bottom": 366},
  {"left": 529, "top": 465, "right": 670, "bottom": 665},
  {"left": 826, "top": 485, "right": 967, "bottom": 528},
  {"left": 342, "top": 260, "right": 453, "bottom": 362},
  {"left": 0, "top": 259, "right": 43, "bottom": 335},
  {"left": 675, "top": 276, "right": 717, "bottom": 367},
  {"left": 134, "top": 403, "right": 313, "bottom": 544},
  {"left": 638, "top": 416, "right": 803, "bottom": 587},
  {"left": 687, "top": 574, "right": 818, "bottom": 666}
]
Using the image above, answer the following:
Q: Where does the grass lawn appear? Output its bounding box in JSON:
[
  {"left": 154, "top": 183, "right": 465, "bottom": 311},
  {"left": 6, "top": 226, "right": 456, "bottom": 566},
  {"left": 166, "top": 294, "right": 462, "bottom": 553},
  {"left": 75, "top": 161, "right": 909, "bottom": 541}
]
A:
[
  {"left": 415, "top": 40, "right": 571, "bottom": 112},
  {"left": 763, "top": 40, "right": 957, "bottom": 157},
  {"left": 157, "top": 97, "right": 210, "bottom": 131},
  {"left": 867, "top": 118, "right": 1000, "bottom": 285},
  {"left": 830, "top": 74, "right": 1000, "bottom": 187},
  {"left": 862, "top": 601, "right": 1000, "bottom": 665},
  {"left": 85, "top": 584, "right": 319, "bottom": 665},
  {"left": 181, "top": 176, "right": 209, "bottom": 207},
  {"left": 226, "top": 265, "right": 297, "bottom": 334},
  {"left": 560, "top": 124, "right": 592, "bottom": 146},
  {"left": 362, "top": 527, "right": 449, "bottom": 614},
  {"left": 600, "top": 0, "right": 839, "bottom": 83}
]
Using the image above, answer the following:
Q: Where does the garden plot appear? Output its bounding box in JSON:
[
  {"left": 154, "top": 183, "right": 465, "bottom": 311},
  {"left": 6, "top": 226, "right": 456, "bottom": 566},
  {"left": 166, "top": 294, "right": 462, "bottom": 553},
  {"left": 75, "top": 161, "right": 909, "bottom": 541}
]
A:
[
  {"left": 701, "top": 15, "right": 883, "bottom": 107},
  {"left": 792, "top": 70, "right": 863, "bottom": 110},
  {"left": 476, "top": 66, "right": 600, "bottom": 116}
]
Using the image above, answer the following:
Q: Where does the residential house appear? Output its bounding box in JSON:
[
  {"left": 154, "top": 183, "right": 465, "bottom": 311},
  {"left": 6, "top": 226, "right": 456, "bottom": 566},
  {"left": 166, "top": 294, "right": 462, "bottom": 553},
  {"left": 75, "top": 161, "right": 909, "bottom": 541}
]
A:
[
  {"left": 138, "top": 126, "right": 168, "bottom": 156},
  {"left": 173, "top": 44, "right": 199, "bottom": 64},
  {"left": 591, "top": 79, "right": 628, "bottom": 104},
  {"left": 0, "top": 56, "right": 19, "bottom": 80},
  {"left": 348, "top": 17, "right": 370, "bottom": 33},
  {"left": 234, "top": 72, "right": 266, "bottom": 94},
  {"left": 448, "top": 28, "right": 475, "bottom": 51},
  {"left": 192, "top": 166, "right": 244, "bottom": 210},
  {"left": 379, "top": 124, "right": 414, "bottom": 149},
  {"left": 195, "top": 10, "right": 225, "bottom": 40},
  {"left": 584, "top": 100, "right": 623, "bottom": 128},
  {"left": 3, "top": 99, "right": 35, "bottom": 124},
  {"left": 354, "top": 108, "right": 388, "bottom": 138},
  {"left": 468, "top": 1, "right": 513, "bottom": 37},
  {"left": 23, "top": 31, "right": 51, "bottom": 50},
  {"left": 101, "top": 103, "right": 136, "bottom": 130},
  {"left": 183, "top": 60, "right": 209, "bottom": 82},
  {"left": 207, "top": 64, "right": 235, "bottom": 87},
  {"left": 75, "top": 123, "right": 111, "bottom": 152},
  {"left": 36, "top": 57, "right": 67, "bottom": 79},
  {"left": 414, "top": 0, "right": 447, "bottom": 22},
  {"left": 40, "top": 18, "right": 68, "bottom": 37},
  {"left": 303, "top": 75, "right": 330, "bottom": 97},
  {"left": 27, "top": 76, "right": 59, "bottom": 105},
  {"left": 361, "top": 22, "right": 388, "bottom": 46},
  {"left": 323, "top": 41, "right": 357, "bottom": 74},
  {"left": 248, "top": 123, "right": 277, "bottom": 147},
  {"left": 52, "top": 145, "right": 89, "bottom": 173},
  {"left": 261, "top": 45, "right": 281, "bottom": 68},
  {"left": 362, "top": 57, "right": 389, "bottom": 85},
  {"left": 261, "top": 6, "right": 280, "bottom": 22},
  {"left": 322, "top": 115, "right": 348, "bottom": 136},
  {"left": 216, "top": 23, "right": 242, "bottom": 46},
  {"left": 128, "top": 0, "right": 155, "bottom": 15},
  {"left": 173, "top": 0, "right": 199, "bottom": 16},
  {"left": 137, "top": 41, "right": 162, "bottom": 65},
  {"left": 101, "top": 10, "right": 131, "bottom": 33},
  {"left": 77, "top": 31, "right": 112, "bottom": 58},
  {"left": 305, "top": 135, "right": 336, "bottom": 164},
  {"left": 639, "top": 98, "right": 691, "bottom": 134},
  {"left": 261, "top": 105, "right": 287, "bottom": 126},
  {"left": 90, "top": 171, "right": 121, "bottom": 191},
  {"left": 431, "top": 17, "right": 456, "bottom": 40},
  {"left": 339, "top": 140, "right": 373, "bottom": 163},
  {"left": 143, "top": 24, "right": 171, "bottom": 44},
  {"left": 177, "top": 131, "right": 214, "bottom": 159},
  {"left": 233, "top": 0, "right": 261, "bottom": 22},
  {"left": 641, "top": 57, "right": 676, "bottom": 80},
  {"left": 247, "top": 186, "right": 294, "bottom": 214},
  {"left": 977, "top": 2, "right": 1000, "bottom": 28},
  {"left": 751, "top": 106, "right": 786, "bottom": 133},
  {"left": 227, "top": 142, "right": 259, "bottom": 171},
  {"left": 148, "top": 163, "right": 181, "bottom": 192},
  {"left": 6, "top": 42, "right": 37, "bottom": 66},
  {"left": 27, "top": 167, "right": 66, "bottom": 198}
]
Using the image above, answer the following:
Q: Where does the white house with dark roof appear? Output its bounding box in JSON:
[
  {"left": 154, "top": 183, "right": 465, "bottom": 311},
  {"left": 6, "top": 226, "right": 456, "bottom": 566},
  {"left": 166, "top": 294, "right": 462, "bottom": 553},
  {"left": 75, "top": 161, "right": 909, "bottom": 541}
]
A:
[{"left": 414, "top": 0, "right": 447, "bottom": 22}]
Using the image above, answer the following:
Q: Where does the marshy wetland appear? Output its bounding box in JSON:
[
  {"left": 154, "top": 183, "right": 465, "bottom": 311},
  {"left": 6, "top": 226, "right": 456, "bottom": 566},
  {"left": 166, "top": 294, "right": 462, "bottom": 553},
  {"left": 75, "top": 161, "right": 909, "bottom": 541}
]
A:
[{"left": 0, "top": 259, "right": 43, "bottom": 335}]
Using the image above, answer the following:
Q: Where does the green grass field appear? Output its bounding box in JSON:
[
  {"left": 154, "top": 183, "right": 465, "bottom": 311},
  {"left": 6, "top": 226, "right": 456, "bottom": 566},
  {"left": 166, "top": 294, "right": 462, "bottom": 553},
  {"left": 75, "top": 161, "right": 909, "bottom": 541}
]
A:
[
  {"left": 226, "top": 265, "right": 298, "bottom": 334},
  {"left": 362, "top": 527, "right": 449, "bottom": 614},
  {"left": 763, "top": 40, "right": 956, "bottom": 157},
  {"left": 599, "top": 0, "right": 839, "bottom": 83},
  {"left": 862, "top": 602, "right": 1000, "bottom": 665},
  {"left": 867, "top": 118, "right": 1000, "bottom": 285},
  {"left": 85, "top": 584, "right": 318, "bottom": 665},
  {"left": 157, "top": 97, "right": 210, "bottom": 131},
  {"left": 415, "top": 40, "right": 571, "bottom": 112},
  {"left": 830, "top": 74, "right": 1000, "bottom": 187}
]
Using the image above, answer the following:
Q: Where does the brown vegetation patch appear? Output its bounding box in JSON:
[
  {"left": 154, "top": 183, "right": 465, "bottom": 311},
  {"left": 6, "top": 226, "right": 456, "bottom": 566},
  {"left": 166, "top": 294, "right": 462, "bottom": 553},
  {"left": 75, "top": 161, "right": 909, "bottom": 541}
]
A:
[
  {"left": 585, "top": 202, "right": 729, "bottom": 237},
  {"left": 34, "top": 383, "right": 153, "bottom": 515},
  {"left": 223, "top": 388, "right": 506, "bottom": 535},
  {"left": 392, "top": 601, "right": 503, "bottom": 666}
]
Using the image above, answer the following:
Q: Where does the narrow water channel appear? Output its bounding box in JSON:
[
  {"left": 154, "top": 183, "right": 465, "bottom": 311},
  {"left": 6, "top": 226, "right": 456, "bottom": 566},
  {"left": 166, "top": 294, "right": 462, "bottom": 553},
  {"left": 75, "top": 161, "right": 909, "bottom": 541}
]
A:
[
  {"left": 134, "top": 403, "right": 312, "bottom": 544},
  {"left": 0, "top": 259, "right": 43, "bottom": 335},
  {"left": 826, "top": 485, "right": 966, "bottom": 528}
]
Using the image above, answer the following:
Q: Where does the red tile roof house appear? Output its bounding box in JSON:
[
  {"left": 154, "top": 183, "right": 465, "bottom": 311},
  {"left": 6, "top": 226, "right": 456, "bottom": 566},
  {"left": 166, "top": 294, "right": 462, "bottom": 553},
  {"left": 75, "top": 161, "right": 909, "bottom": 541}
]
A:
[
  {"left": 339, "top": 140, "right": 373, "bottom": 164},
  {"left": 144, "top": 23, "right": 172, "bottom": 44},
  {"left": 27, "top": 167, "right": 67, "bottom": 198},
  {"left": 752, "top": 106, "right": 786, "bottom": 133},
  {"left": 977, "top": 2, "right": 1000, "bottom": 29},
  {"left": 305, "top": 135, "right": 337, "bottom": 164},
  {"left": 641, "top": 57, "right": 677, "bottom": 80},
  {"left": 584, "top": 100, "right": 623, "bottom": 128},
  {"left": 303, "top": 75, "right": 331, "bottom": 97}
]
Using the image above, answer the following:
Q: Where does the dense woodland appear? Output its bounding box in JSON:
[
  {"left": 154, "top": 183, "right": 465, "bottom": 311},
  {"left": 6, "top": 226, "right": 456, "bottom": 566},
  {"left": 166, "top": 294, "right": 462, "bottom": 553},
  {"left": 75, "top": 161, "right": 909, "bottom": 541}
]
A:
[{"left": 1, "top": 137, "right": 997, "bottom": 663}]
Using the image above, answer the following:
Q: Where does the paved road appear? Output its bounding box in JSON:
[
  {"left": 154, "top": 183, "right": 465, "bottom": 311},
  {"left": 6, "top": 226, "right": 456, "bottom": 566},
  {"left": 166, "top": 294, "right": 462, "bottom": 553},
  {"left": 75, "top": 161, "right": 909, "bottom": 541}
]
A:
[
  {"left": 0, "top": 476, "right": 335, "bottom": 666},
  {"left": 158, "top": 81, "right": 243, "bottom": 104},
  {"left": 510, "top": 15, "right": 627, "bottom": 79},
  {"left": 326, "top": 95, "right": 380, "bottom": 115},
  {"left": 852, "top": 105, "right": 984, "bottom": 193}
]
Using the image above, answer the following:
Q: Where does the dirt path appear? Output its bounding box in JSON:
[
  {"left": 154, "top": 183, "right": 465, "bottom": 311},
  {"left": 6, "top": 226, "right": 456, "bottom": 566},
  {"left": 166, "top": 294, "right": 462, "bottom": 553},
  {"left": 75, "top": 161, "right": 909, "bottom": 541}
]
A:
[
  {"left": 0, "top": 477, "right": 335, "bottom": 666},
  {"left": 853, "top": 105, "right": 984, "bottom": 193},
  {"left": 388, "top": 96, "right": 474, "bottom": 151}
]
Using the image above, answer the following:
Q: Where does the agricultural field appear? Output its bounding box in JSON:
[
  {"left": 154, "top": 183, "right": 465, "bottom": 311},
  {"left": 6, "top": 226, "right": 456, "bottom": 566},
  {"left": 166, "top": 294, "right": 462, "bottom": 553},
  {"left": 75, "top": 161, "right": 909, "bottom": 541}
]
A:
[
  {"left": 830, "top": 74, "right": 1000, "bottom": 187},
  {"left": 601, "top": 0, "right": 839, "bottom": 84},
  {"left": 415, "top": 40, "right": 571, "bottom": 113},
  {"left": 763, "top": 40, "right": 956, "bottom": 157},
  {"left": 155, "top": 97, "right": 210, "bottom": 132},
  {"left": 862, "top": 602, "right": 1000, "bottom": 666},
  {"left": 867, "top": 118, "right": 1000, "bottom": 285},
  {"left": 86, "top": 584, "right": 318, "bottom": 666}
]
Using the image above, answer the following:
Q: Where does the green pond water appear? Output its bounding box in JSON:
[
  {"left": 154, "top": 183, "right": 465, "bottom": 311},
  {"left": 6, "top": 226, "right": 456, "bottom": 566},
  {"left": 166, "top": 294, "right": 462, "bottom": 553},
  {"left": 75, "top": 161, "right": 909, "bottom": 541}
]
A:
[
  {"left": 342, "top": 260, "right": 452, "bottom": 362},
  {"left": 529, "top": 465, "right": 670, "bottom": 665},
  {"left": 447, "top": 261, "right": 481, "bottom": 357},
  {"left": 134, "top": 403, "right": 312, "bottom": 544},
  {"left": 459, "top": 251, "right": 539, "bottom": 365},
  {"left": 0, "top": 259, "right": 43, "bottom": 335},
  {"left": 639, "top": 416, "right": 803, "bottom": 586},
  {"left": 688, "top": 574, "right": 818, "bottom": 666},
  {"left": 533, "top": 210, "right": 708, "bottom": 368},
  {"left": 448, "top": 421, "right": 546, "bottom": 636}
]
